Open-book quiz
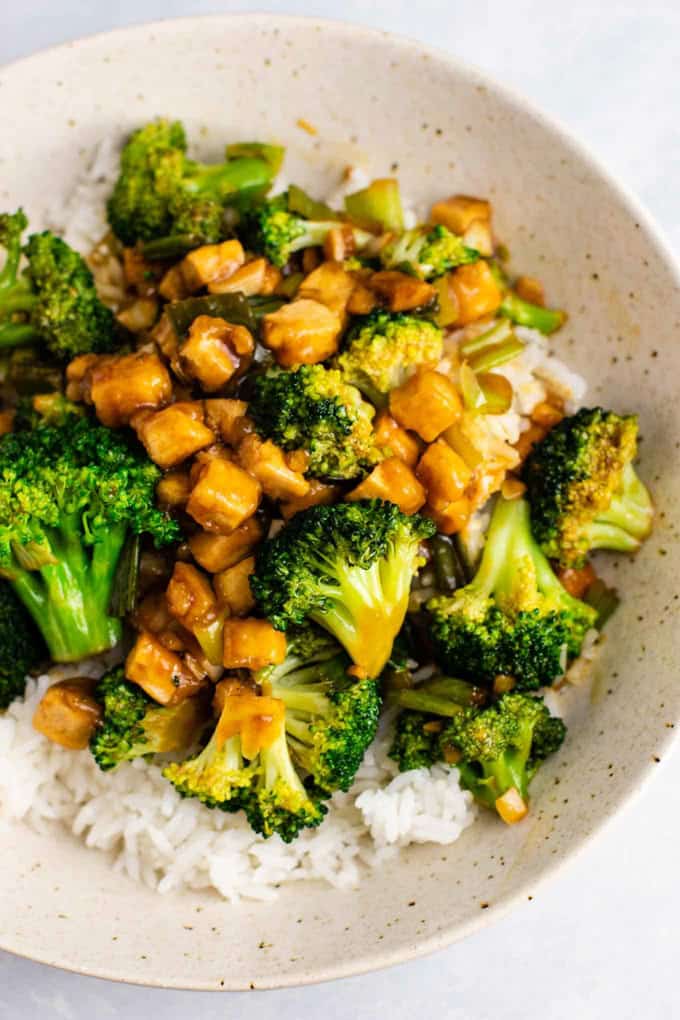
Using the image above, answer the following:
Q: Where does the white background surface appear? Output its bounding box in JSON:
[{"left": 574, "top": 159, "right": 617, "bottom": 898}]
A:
[{"left": 1, "top": 2, "right": 678, "bottom": 1017}]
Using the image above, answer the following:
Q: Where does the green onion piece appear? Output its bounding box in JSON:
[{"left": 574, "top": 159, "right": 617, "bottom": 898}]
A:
[
  {"left": 393, "top": 688, "right": 466, "bottom": 718},
  {"left": 344, "top": 179, "right": 404, "bottom": 232},
  {"left": 141, "top": 234, "right": 204, "bottom": 261},
  {"left": 468, "top": 336, "right": 525, "bottom": 373},
  {"left": 432, "top": 275, "right": 459, "bottom": 327},
  {"left": 459, "top": 318, "right": 514, "bottom": 358},
  {"left": 287, "top": 185, "right": 337, "bottom": 221},
  {"left": 500, "top": 291, "right": 566, "bottom": 335},
  {"left": 276, "top": 272, "right": 304, "bottom": 299},
  {"left": 431, "top": 534, "right": 469, "bottom": 592},
  {"left": 476, "top": 372, "right": 513, "bottom": 414},
  {"left": 583, "top": 578, "right": 620, "bottom": 628},
  {"left": 459, "top": 362, "right": 486, "bottom": 412},
  {"left": 166, "top": 293, "right": 285, "bottom": 338},
  {"left": 423, "top": 675, "right": 487, "bottom": 707},
  {"left": 109, "top": 534, "right": 140, "bottom": 617}
]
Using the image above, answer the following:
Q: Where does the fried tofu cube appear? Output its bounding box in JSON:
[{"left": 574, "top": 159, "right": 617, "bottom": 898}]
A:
[
  {"left": 262, "top": 298, "right": 342, "bottom": 366},
  {"left": 159, "top": 265, "right": 189, "bottom": 302},
  {"left": 207, "top": 257, "right": 273, "bottom": 296},
  {"left": 166, "top": 562, "right": 218, "bottom": 632},
  {"left": 189, "top": 516, "right": 264, "bottom": 572},
  {"left": 33, "top": 681, "right": 102, "bottom": 750},
  {"left": 156, "top": 469, "right": 192, "bottom": 508},
  {"left": 416, "top": 439, "right": 473, "bottom": 505},
  {"left": 369, "top": 271, "right": 436, "bottom": 312},
  {"left": 280, "top": 479, "right": 340, "bottom": 519},
  {"left": 373, "top": 411, "right": 421, "bottom": 467},
  {"left": 236, "top": 434, "right": 310, "bottom": 501},
  {"left": 347, "top": 457, "right": 426, "bottom": 515},
  {"left": 425, "top": 495, "right": 472, "bottom": 535},
  {"left": 126, "top": 631, "right": 206, "bottom": 705},
  {"left": 223, "top": 618, "right": 287, "bottom": 670},
  {"left": 179, "top": 315, "right": 254, "bottom": 392},
  {"left": 186, "top": 457, "right": 262, "bottom": 534},
  {"left": 89, "top": 351, "right": 172, "bottom": 427},
  {"left": 133, "top": 402, "right": 215, "bottom": 469},
  {"left": 430, "top": 195, "right": 491, "bottom": 234},
  {"left": 450, "top": 261, "right": 502, "bottom": 325},
  {"left": 214, "top": 556, "right": 256, "bottom": 616},
  {"left": 202, "top": 398, "right": 254, "bottom": 446},
  {"left": 298, "top": 262, "right": 357, "bottom": 320},
  {"left": 180, "top": 239, "right": 245, "bottom": 292},
  {"left": 389, "top": 370, "right": 463, "bottom": 442}
]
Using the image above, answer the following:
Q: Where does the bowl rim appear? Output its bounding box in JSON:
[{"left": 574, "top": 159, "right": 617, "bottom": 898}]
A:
[{"left": 2, "top": 11, "right": 680, "bottom": 990}]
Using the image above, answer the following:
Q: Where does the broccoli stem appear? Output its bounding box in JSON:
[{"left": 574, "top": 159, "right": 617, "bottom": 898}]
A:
[
  {"left": 0, "top": 323, "right": 40, "bottom": 349},
  {"left": 395, "top": 689, "right": 466, "bottom": 717},
  {"left": 9, "top": 520, "right": 127, "bottom": 661},
  {"left": 186, "top": 158, "right": 275, "bottom": 205},
  {"left": 499, "top": 292, "right": 565, "bottom": 335}
]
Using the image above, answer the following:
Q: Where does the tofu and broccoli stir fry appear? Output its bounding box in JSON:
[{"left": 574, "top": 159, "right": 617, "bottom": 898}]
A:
[{"left": 0, "top": 120, "right": 653, "bottom": 841}]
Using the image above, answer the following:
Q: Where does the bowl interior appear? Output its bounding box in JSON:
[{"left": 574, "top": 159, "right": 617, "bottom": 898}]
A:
[{"left": 1, "top": 14, "right": 678, "bottom": 990}]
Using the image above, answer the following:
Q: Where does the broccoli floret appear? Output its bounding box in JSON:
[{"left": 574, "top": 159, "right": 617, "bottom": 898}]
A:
[
  {"left": 0, "top": 210, "right": 118, "bottom": 359},
  {"left": 249, "top": 364, "right": 381, "bottom": 480},
  {"left": 427, "top": 496, "right": 597, "bottom": 689},
  {"left": 380, "top": 224, "right": 479, "bottom": 280},
  {"left": 336, "top": 310, "right": 443, "bottom": 403},
  {"left": 107, "top": 120, "right": 280, "bottom": 245},
  {"left": 13, "top": 392, "right": 84, "bottom": 431},
  {"left": 258, "top": 626, "right": 381, "bottom": 793},
  {"left": 440, "top": 692, "right": 566, "bottom": 816},
  {"left": 389, "top": 711, "right": 443, "bottom": 771},
  {"left": 0, "top": 417, "right": 180, "bottom": 662},
  {"left": 90, "top": 667, "right": 210, "bottom": 771},
  {"left": 251, "top": 500, "right": 435, "bottom": 677},
  {"left": 163, "top": 725, "right": 255, "bottom": 812},
  {"left": 522, "top": 407, "right": 654, "bottom": 567},
  {"left": 243, "top": 717, "right": 328, "bottom": 842},
  {"left": 239, "top": 194, "right": 373, "bottom": 268},
  {"left": 0, "top": 581, "right": 46, "bottom": 710}
]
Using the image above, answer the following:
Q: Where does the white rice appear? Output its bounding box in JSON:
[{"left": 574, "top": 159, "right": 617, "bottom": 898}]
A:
[{"left": 0, "top": 139, "right": 588, "bottom": 902}]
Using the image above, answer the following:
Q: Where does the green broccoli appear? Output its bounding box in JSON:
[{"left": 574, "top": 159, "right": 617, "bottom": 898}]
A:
[
  {"left": 163, "top": 724, "right": 255, "bottom": 812},
  {"left": 244, "top": 717, "right": 328, "bottom": 842},
  {"left": 427, "top": 496, "right": 597, "bottom": 689},
  {"left": 13, "top": 392, "right": 84, "bottom": 431},
  {"left": 499, "top": 290, "right": 565, "bottom": 335},
  {"left": 387, "top": 675, "right": 487, "bottom": 772},
  {"left": 379, "top": 224, "right": 479, "bottom": 280},
  {"left": 107, "top": 119, "right": 281, "bottom": 245},
  {"left": 251, "top": 500, "right": 435, "bottom": 678},
  {"left": 336, "top": 310, "right": 443, "bottom": 404},
  {"left": 258, "top": 626, "right": 381, "bottom": 793},
  {"left": 0, "top": 210, "right": 118, "bottom": 359},
  {"left": 90, "top": 667, "right": 210, "bottom": 771},
  {"left": 0, "top": 417, "right": 180, "bottom": 662},
  {"left": 249, "top": 364, "right": 382, "bottom": 480},
  {"left": 239, "top": 193, "right": 373, "bottom": 268},
  {"left": 522, "top": 407, "right": 653, "bottom": 567},
  {"left": 440, "top": 692, "right": 566, "bottom": 817},
  {"left": 0, "top": 581, "right": 46, "bottom": 710}
]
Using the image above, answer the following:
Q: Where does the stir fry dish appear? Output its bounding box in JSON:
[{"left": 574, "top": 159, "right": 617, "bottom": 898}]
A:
[{"left": 0, "top": 120, "right": 653, "bottom": 842}]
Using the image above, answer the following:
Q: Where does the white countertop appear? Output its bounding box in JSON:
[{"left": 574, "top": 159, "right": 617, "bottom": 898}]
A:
[{"left": 1, "top": 2, "right": 678, "bottom": 1016}]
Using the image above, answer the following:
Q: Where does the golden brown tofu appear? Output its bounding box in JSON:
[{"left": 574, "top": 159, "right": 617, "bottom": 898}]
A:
[
  {"left": 133, "top": 402, "right": 215, "bottom": 469},
  {"left": 236, "top": 434, "right": 310, "bottom": 501},
  {"left": 179, "top": 315, "right": 255, "bottom": 392},
  {"left": 425, "top": 495, "right": 472, "bottom": 535},
  {"left": 166, "top": 562, "right": 218, "bottom": 633},
  {"left": 0, "top": 410, "right": 15, "bottom": 436},
  {"left": 389, "top": 370, "right": 463, "bottom": 442},
  {"left": 156, "top": 469, "right": 192, "bottom": 508},
  {"left": 159, "top": 264, "right": 189, "bottom": 302},
  {"left": 347, "top": 281, "right": 378, "bottom": 316},
  {"left": 126, "top": 631, "right": 206, "bottom": 705},
  {"left": 33, "top": 680, "right": 102, "bottom": 750},
  {"left": 462, "top": 219, "right": 494, "bottom": 258},
  {"left": 416, "top": 439, "right": 473, "bottom": 505},
  {"left": 132, "top": 591, "right": 185, "bottom": 651},
  {"left": 88, "top": 351, "right": 173, "bottom": 427},
  {"left": 214, "top": 555, "right": 256, "bottom": 616},
  {"left": 262, "top": 298, "right": 342, "bottom": 366},
  {"left": 280, "top": 479, "right": 341, "bottom": 519},
  {"left": 346, "top": 457, "right": 426, "bottom": 515},
  {"left": 181, "top": 239, "right": 245, "bottom": 292},
  {"left": 188, "top": 517, "right": 264, "bottom": 572},
  {"left": 430, "top": 195, "right": 491, "bottom": 234},
  {"left": 202, "top": 398, "right": 254, "bottom": 446},
  {"left": 116, "top": 297, "right": 159, "bottom": 334},
  {"left": 516, "top": 275, "right": 546, "bottom": 306},
  {"left": 123, "top": 246, "right": 161, "bottom": 296},
  {"left": 65, "top": 353, "right": 99, "bottom": 402},
  {"left": 186, "top": 457, "right": 262, "bottom": 534},
  {"left": 298, "top": 261, "right": 357, "bottom": 321},
  {"left": 222, "top": 618, "right": 287, "bottom": 670},
  {"left": 207, "top": 257, "right": 269, "bottom": 296},
  {"left": 373, "top": 411, "right": 421, "bottom": 467},
  {"left": 369, "top": 271, "right": 436, "bottom": 312},
  {"left": 450, "top": 261, "right": 502, "bottom": 325},
  {"left": 151, "top": 313, "right": 179, "bottom": 362}
]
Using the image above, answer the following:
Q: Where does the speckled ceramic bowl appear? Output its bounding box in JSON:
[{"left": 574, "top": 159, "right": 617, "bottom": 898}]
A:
[{"left": 0, "top": 13, "right": 678, "bottom": 991}]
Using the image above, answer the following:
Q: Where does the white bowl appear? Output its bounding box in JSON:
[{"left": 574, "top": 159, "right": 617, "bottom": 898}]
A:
[{"left": 1, "top": 14, "right": 678, "bottom": 991}]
